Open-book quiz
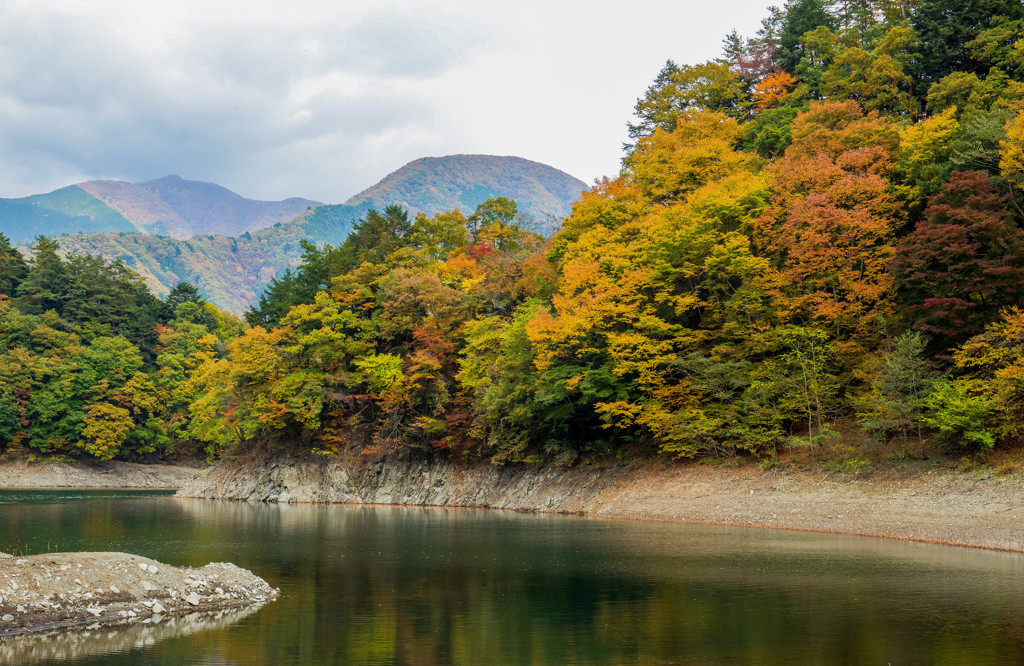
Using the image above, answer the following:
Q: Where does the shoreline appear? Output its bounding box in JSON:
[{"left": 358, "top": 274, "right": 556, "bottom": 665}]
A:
[
  {"left": 0, "top": 552, "right": 278, "bottom": 637},
  {"left": 175, "top": 454, "right": 1024, "bottom": 554},
  {"left": 2, "top": 453, "right": 1021, "bottom": 554},
  {"left": 0, "top": 457, "right": 200, "bottom": 490}
]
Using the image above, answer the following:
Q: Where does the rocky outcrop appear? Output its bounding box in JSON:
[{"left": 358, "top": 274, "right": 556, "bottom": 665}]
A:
[
  {"left": 177, "top": 453, "right": 1024, "bottom": 553},
  {"left": 178, "top": 453, "right": 621, "bottom": 513},
  {"left": 0, "top": 552, "right": 278, "bottom": 636}
]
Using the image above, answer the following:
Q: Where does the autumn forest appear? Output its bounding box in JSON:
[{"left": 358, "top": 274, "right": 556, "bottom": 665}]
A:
[{"left": 2, "top": 0, "right": 1024, "bottom": 468}]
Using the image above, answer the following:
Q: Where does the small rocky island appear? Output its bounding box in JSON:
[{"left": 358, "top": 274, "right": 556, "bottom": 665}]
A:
[{"left": 0, "top": 551, "right": 278, "bottom": 636}]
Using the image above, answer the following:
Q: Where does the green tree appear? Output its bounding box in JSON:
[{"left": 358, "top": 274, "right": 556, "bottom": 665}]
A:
[
  {"left": 858, "top": 331, "right": 937, "bottom": 450},
  {"left": 15, "top": 237, "right": 66, "bottom": 315},
  {"left": 777, "top": 0, "right": 838, "bottom": 73},
  {"left": 627, "top": 61, "right": 746, "bottom": 144},
  {"left": 910, "top": 0, "right": 1024, "bottom": 87},
  {"left": 0, "top": 233, "right": 27, "bottom": 297}
]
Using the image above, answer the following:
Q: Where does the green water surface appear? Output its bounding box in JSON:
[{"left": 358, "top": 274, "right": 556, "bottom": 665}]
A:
[{"left": 1, "top": 491, "right": 1023, "bottom": 664}]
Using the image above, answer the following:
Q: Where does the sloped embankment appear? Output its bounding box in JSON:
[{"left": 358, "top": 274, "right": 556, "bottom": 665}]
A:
[{"left": 177, "top": 454, "right": 1024, "bottom": 552}]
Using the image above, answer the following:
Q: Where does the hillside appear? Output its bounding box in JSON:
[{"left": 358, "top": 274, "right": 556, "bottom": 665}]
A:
[
  {"left": 54, "top": 155, "right": 585, "bottom": 312},
  {"left": 0, "top": 186, "right": 138, "bottom": 242},
  {"left": 0, "top": 177, "right": 320, "bottom": 244},
  {"left": 79, "top": 176, "right": 321, "bottom": 238},
  {"left": 346, "top": 155, "right": 586, "bottom": 233},
  {"left": 60, "top": 203, "right": 370, "bottom": 310}
]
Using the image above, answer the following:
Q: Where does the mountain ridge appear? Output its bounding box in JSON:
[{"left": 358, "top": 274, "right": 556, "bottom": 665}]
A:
[
  {"left": 1, "top": 176, "right": 321, "bottom": 244},
  {"left": 49, "top": 155, "right": 588, "bottom": 312}
]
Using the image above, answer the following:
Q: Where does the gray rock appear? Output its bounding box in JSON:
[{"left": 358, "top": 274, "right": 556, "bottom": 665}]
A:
[
  {"left": 1, "top": 614, "right": 13, "bottom": 622},
  {"left": 151, "top": 602, "right": 166, "bottom": 614},
  {"left": 185, "top": 592, "right": 201, "bottom": 606}
]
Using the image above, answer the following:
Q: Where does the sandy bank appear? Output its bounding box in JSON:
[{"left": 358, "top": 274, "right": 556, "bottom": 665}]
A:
[
  {"left": 0, "top": 458, "right": 200, "bottom": 490},
  {"left": 0, "top": 551, "right": 278, "bottom": 637},
  {"left": 178, "top": 454, "right": 1024, "bottom": 552}
]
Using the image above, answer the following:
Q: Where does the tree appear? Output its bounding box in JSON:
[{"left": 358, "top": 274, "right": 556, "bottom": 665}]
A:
[
  {"left": 952, "top": 306, "right": 1024, "bottom": 442},
  {"left": 890, "top": 171, "right": 1024, "bottom": 347},
  {"left": 1001, "top": 109, "right": 1024, "bottom": 187},
  {"left": 858, "top": 331, "right": 936, "bottom": 450},
  {"left": 777, "top": 0, "right": 838, "bottom": 72},
  {"left": 15, "top": 237, "right": 66, "bottom": 315},
  {"left": 0, "top": 233, "right": 27, "bottom": 297},
  {"left": 755, "top": 102, "right": 901, "bottom": 348},
  {"left": 627, "top": 61, "right": 746, "bottom": 144},
  {"left": 623, "top": 111, "right": 756, "bottom": 205},
  {"left": 163, "top": 282, "right": 205, "bottom": 319},
  {"left": 910, "top": 0, "right": 1024, "bottom": 87}
]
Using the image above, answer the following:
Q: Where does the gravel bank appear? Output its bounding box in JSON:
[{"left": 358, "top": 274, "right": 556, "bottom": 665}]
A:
[
  {"left": 0, "top": 458, "right": 200, "bottom": 490},
  {"left": 178, "top": 453, "right": 1024, "bottom": 552},
  {"left": 0, "top": 551, "right": 278, "bottom": 637}
]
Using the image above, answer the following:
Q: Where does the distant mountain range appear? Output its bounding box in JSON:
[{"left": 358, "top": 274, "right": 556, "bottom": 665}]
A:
[
  {"left": 0, "top": 176, "right": 320, "bottom": 245},
  {"left": 21, "top": 155, "right": 587, "bottom": 313}
]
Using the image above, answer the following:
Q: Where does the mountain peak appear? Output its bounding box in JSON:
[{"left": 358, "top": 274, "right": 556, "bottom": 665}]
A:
[{"left": 345, "top": 154, "right": 587, "bottom": 229}]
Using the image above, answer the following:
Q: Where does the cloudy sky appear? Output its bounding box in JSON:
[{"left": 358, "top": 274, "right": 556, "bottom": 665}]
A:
[{"left": 0, "top": 0, "right": 774, "bottom": 203}]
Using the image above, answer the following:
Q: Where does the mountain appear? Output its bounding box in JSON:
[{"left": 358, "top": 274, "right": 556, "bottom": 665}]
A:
[
  {"left": 346, "top": 155, "right": 586, "bottom": 233},
  {"left": 0, "top": 176, "right": 321, "bottom": 244},
  {"left": 49, "top": 156, "right": 588, "bottom": 313}
]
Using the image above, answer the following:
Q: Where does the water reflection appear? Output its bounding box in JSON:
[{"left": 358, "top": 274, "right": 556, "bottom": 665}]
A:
[
  {"left": 2, "top": 492, "right": 1024, "bottom": 664},
  {"left": 0, "top": 606, "right": 262, "bottom": 665}
]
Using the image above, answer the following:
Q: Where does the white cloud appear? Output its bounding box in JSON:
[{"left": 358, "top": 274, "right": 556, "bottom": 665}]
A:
[{"left": 0, "top": 0, "right": 775, "bottom": 202}]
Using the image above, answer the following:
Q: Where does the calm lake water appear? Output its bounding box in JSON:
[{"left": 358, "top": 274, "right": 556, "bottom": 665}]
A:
[{"left": 2, "top": 491, "right": 1024, "bottom": 664}]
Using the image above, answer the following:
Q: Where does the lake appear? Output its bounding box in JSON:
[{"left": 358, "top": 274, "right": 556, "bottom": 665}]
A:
[{"left": 1, "top": 490, "right": 1024, "bottom": 664}]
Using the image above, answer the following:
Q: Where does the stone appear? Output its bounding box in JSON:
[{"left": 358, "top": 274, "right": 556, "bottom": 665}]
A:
[
  {"left": 110, "top": 585, "right": 120, "bottom": 594},
  {"left": 138, "top": 563, "right": 147, "bottom": 571},
  {"left": 1, "top": 614, "right": 13, "bottom": 622},
  {"left": 151, "top": 602, "right": 166, "bottom": 614},
  {"left": 185, "top": 592, "right": 201, "bottom": 606},
  {"left": 86, "top": 607, "right": 102, "bottom": 617},
  {"left": 147, "top": 565, "right": 158, "bottom": 574},
  {"left": 142, "top": 581, "right": 155, "bottom": 591}
]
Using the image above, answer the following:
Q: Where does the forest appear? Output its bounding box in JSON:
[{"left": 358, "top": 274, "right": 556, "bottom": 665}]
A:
[{"left": 1, "top": 0, "right": 1024, "bottom": 466}]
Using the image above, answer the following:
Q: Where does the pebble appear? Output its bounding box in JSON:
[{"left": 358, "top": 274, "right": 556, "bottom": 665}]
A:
[
  {"left": 110, "top": 585, "right": 120, "bottom": 594},
  {"left": 151, "top": 602, "right": 166, "bottom": 614},
  {"left": 185, "top": 592, "right": 201, "bottom": 606},
  {"left": 142, "top": 581, "right": 156, "bottom": 591},
  {"left": 147, "top": 565, "right": 159, "bottom": 574},
  {"left": 1, "top": 614, "right": 13, "bottom": 622}
]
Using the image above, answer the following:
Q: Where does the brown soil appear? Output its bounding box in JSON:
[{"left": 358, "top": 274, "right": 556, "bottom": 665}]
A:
[{"left": 0, "top": 551, "right": 278, "bottom": 636}]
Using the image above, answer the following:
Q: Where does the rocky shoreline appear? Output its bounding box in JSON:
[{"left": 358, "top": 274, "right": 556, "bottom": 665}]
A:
[
  {"left": 177, "top": 453, "right": 1024, "bottom": 552},
  {"left": 0, "top": 551, "right": 278, "bottom": 637},
  {"left": 0, "top": 457, "right": 200, "bottom": 490}
]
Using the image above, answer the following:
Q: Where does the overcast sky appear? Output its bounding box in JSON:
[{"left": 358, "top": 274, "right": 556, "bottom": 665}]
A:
[{"left": 0, "top": 0, "right": 774, "bottom": 203}]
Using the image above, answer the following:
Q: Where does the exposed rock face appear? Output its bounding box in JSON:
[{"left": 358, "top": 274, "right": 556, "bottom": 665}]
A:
[
  {"left": 178, "top": 453, "right": 1024, "bottom": 553},
  {"left": 0, "top": 552, "right": 278, "bottom": 637},
  {"left": 178, "top": 453, "right": 617, "bottom": 512}
]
